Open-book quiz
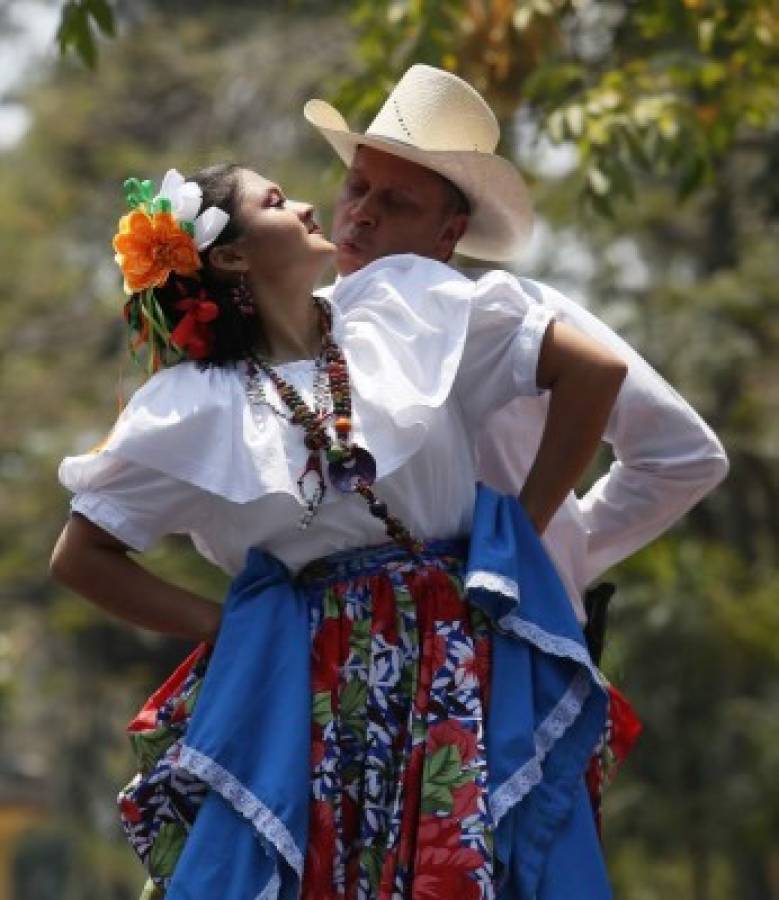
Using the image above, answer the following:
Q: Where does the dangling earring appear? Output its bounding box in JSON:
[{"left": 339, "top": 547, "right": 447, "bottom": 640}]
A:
[{"left": 231, "top": 273, "right": 256, "bottom": 316}]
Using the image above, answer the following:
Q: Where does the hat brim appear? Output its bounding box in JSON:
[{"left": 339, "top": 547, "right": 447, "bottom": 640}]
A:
[{"left": 304, "top": 99, "right": 533, "bottom": 262}]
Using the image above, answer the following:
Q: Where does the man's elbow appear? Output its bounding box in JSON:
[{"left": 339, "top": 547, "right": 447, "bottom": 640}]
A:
[
  {"left": 669, "top": 435, "right": 730, "bottom": 499},
  {"left": 704, "top": 438, "right": 730, "bottom": 488}
]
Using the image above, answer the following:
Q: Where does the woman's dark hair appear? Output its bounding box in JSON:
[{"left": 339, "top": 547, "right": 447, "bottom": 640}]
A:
[{"left": 126, "top": 163, "right": 264, "bottom": 369}]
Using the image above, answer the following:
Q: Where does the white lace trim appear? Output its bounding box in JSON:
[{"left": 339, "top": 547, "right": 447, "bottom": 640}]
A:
[
  {"left": 178, "top": 745, "right": 304, "bottom": 879},
  {"left": 464, "top": 570, "right": 519, "bottom": 602},
  {"left": 497, "top": 612, "right": 606, "bottom": 687},
  {"left": 256, "top": 868, "right": 281, "bottom": 900},
  {"left": 489, "top": 670, "right": 592, "bottom": 824}
]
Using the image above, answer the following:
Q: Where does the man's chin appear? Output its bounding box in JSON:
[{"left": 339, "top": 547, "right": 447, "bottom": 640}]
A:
[{"left": 336, "top": 243, "right": 374, "bottom": 276}]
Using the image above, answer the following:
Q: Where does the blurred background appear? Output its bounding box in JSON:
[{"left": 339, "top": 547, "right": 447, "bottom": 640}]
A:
[{"left": 0, "top": 1, "right": 777, "bottom": 897}]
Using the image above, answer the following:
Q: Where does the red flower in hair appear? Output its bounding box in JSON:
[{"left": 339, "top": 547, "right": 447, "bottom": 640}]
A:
[{"left": 170, "top": 289, "right": 219, "bottom": 359}]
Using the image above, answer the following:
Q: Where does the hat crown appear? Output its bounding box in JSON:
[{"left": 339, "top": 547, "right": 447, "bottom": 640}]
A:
[{"left": 366, "top": 64, "right": 500, "bottom": 153}]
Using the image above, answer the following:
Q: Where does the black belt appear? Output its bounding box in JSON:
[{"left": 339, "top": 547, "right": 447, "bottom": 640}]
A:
[{"left": 582, "top": 582, "right": 615, "bottom": 666}]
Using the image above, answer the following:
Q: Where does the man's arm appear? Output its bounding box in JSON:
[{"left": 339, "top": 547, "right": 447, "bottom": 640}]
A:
[{"left": 520, "top": 278, "right": 729, "bottom": 584}]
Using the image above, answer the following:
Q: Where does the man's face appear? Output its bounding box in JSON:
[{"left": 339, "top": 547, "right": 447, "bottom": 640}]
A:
[{"left": 332, "top": 146, "right": 467, "bottom": 276}]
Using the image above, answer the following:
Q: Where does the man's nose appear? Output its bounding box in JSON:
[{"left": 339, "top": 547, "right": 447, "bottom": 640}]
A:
[{"left": 351, "top": 193, "right": 377, "bottom": 227}]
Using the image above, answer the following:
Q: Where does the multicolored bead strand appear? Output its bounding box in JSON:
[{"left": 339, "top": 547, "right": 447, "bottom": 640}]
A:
[{"left": 245, "top": 298, "right": 421, "bottom": 554}]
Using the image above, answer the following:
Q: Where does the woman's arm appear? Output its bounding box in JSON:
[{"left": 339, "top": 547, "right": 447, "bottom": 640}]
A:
[
  {"left": 520, "top": 319, "right": 628, "bottom": 534},
  {"left": 50, "top": 513, "right": 222, "bottom": 642}
]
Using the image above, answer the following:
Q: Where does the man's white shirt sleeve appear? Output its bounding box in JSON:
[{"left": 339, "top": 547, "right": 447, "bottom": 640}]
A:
[{"left": 480, "top": 276, "right": 729, "bottom": 591}]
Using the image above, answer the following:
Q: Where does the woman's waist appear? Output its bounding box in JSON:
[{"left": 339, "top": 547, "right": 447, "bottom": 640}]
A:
[{"left": 293, "top": 537, "right": 468, "bottom": 587}]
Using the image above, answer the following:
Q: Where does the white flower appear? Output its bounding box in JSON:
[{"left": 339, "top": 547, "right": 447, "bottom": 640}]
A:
[
  {"left": 193, "top": 206, "right": 230, "bottom": 250},
  {"left": 155, "top": 168, "right": 230, "bottom": 250}
]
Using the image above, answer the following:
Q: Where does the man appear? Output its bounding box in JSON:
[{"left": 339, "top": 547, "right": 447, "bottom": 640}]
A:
[{"left": 305, "top": 64, "right": 728, "bottom": 628}]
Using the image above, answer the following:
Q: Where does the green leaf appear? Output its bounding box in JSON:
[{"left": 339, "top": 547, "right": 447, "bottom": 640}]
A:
[
  {"left": 323, "top": 588, "right": 340, "bottom": 619},
  {"left": 85, "top": 0, "right": 115, "bottom": 36},
  {"left": 312, "top": 690, "right": 332, "bottom": 726},
  {"left": 349, "top": 616, "right": 371, "bottom": 652},
  {"left": 451, "top": 766, "right": 477, "bottom": 789},
  {"left": 149, "top": 823, "right": 186, "bottom": 877},
  {"left": 184, "top": 679, "right": 203, "bottom": 714},
  {"left": 360, "top": 843, "right": 385, "bottom": 890},
  {"left": 57, "top": 0, "right": 114, "bottom": 67},
  {"left": 129, "top": 727, "right": 178, "bottom": 774},
  {"left": 421, "top": 781, "right": 453, "bottom": 814},
  {"left": 425, "top": 744, "right": 462, "bottom": 786},
  {"left": 339, "top": 678, "right": 367, "bottom": 720},
  {"left": 56, "top": 2, "right": 80, "bottom": 54},
  {"left": 76, "top": 23, "right": 97, "bottom": 69}
]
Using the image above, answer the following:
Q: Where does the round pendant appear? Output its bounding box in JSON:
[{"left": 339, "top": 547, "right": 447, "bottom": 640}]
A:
[{"left": 328, "top": 446, "right": 377, "bottom": 492}]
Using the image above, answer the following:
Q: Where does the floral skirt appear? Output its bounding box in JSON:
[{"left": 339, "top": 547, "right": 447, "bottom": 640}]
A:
[
  {"left": 119, "top": 539, "right": 639, "bottom": 899},
  {"left": 121, "top": 540, "right": 497, "bottom": 898}
]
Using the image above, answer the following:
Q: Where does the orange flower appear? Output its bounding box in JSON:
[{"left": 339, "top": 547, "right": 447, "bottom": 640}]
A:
[{"left": 113, "top": 209, "right": 201, "bottom": 294}]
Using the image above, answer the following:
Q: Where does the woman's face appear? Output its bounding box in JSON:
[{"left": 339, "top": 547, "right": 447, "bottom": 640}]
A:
[{"left": 231, "top": 169, "right": 335, "bottom": 283}]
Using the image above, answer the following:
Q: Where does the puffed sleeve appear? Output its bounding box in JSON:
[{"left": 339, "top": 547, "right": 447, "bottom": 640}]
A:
[
  {"left": 450, "top": 270, "right": 554, "bottom": 428},
  {"left": 57, "top": 361, "right": 252, "bottom": 551},
  {"left": 64, "top": 455, "right": 212, "bottom": 551}
]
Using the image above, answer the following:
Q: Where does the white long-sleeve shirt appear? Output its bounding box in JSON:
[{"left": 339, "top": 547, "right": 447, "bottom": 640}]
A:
[{"left": 475, "top": 277, "right": 729, "bottom": 620}]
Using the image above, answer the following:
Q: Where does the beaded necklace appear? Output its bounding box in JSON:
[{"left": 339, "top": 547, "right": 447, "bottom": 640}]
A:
[{"left": 245, "top": 298, "right": 422, "bottom": 555}]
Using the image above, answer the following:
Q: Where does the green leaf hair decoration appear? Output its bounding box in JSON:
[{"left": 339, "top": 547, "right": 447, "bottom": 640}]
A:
[
  {"left": 123, "top": 177, "right": 156, "bottom": 211},
  {"left": 151, "top": 196, "right": 172, "bottom": 214}
]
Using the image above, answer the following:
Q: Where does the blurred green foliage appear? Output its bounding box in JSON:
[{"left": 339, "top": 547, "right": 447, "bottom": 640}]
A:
[
  {"left": 332, "top": 0, "right": 779, "bottom": 215},
  {"left": 1, "top": 1, "right": 776, "bottom": 897}
]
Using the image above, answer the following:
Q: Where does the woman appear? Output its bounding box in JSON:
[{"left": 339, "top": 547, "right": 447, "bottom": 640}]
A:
[{"left": 51, "top": 163, "right": 631, "bottom": 899}]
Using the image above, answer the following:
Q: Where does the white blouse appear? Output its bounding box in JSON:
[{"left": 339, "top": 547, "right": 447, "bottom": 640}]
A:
[{"left": 59, "top": 255, "right": 553, "bottom": 577}]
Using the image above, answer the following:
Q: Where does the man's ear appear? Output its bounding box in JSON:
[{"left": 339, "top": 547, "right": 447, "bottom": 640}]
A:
[
  {"left": 437, "top": 213, "right": 469, "bottom": 262},
  {"left": 208, "top": 241, "right": 249, "bottom": 276}
]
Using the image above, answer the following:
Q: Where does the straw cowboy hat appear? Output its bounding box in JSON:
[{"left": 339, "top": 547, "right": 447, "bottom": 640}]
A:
[{"left": 304, "top": 64, "right": 533, "bottom": 261}]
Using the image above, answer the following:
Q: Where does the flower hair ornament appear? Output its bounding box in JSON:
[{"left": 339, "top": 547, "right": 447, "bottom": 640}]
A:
[{"left": 112, "top": 169, "right": 230, "bottom": 372}]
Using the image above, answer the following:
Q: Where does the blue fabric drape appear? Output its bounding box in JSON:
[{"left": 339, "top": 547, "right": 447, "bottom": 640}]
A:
[
  {"left": 168, "top": 552, "right": 310, "bottom": 899},
  {"left": 467, "top": 486, "right": 610, "bottom": 898}
]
